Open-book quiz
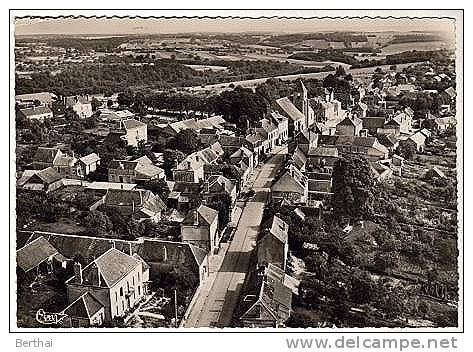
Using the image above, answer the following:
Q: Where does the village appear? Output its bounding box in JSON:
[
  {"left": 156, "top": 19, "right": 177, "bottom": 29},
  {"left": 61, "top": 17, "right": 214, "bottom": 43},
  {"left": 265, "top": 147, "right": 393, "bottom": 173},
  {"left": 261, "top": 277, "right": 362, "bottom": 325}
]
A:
[{"left": 15, "top": 31, "right": 458, "bottom": 329}]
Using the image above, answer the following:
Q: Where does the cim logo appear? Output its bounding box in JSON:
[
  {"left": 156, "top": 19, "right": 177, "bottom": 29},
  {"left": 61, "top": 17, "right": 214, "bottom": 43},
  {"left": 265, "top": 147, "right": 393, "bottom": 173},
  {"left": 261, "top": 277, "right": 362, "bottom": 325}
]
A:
[{"left": 35, "top": 309, "right": 67, "bottom": 325}]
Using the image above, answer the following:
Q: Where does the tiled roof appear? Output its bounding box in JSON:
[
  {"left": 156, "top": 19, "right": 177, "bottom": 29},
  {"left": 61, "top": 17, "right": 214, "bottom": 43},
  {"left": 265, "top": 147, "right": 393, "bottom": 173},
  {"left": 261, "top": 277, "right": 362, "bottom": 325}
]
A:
[
  {"left": 19, "top": 106, "right": 52, "bottom": 117},
  {"left": 182, "top": 204, "right": 218, "bottom": 226},
  {"left": 33, "top": 147, "right": 61, "bottom": 164},
  {"left": 79, "top": 153, "right": 100, "bottom": 166},
  {"left": 268, "top": 215, "right": 289, "bottom": 244},
  {"left": 17, "top": 236, "right": 60, "bottom": 273},
  {"left": 308, "top": 146, "right": 338, "bottom": 158},
  {"left": 62, "top": 292, "right": 103, "bottom": 319},
  {"left": 77, "top": 248, "right": 142, "bottom": 287},
  {"left": 308, "top": 179, "right": 332, "bottom": 193},
  {"left": 275, "top": 97, "right": 305, "bottom": 122},
  {"left": 121, "top": 119, "right": 147, "bottom": 130},
  {"left": 35, "top": 167, "right": 62, "bottom": 184}
]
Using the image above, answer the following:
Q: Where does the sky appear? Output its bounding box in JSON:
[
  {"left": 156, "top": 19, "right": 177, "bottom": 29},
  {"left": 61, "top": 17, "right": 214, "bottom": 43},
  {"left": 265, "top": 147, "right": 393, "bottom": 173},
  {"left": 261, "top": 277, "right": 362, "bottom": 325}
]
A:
[{"left": 14, "top": 16, "right": 456, "bottom": 37}]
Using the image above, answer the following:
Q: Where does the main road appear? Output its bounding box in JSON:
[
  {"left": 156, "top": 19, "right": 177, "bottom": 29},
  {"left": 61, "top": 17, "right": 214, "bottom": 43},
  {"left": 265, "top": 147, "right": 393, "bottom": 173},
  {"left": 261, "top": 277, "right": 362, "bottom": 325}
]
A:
[{"left": 181, "top": 150, "right": 287, "bottom": 327}]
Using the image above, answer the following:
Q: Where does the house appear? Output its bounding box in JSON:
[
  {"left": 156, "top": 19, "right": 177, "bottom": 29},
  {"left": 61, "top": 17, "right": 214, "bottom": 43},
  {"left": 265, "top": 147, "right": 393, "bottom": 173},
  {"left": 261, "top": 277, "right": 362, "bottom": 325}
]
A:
[
  {"left": 230, "top": 146, "right": 254, "bottom": 173},
  {"left": 424, "top": 116, "right": 456, "bottom": 131},
  {"left": 377, "top": 134, "right": 399, "bottom": 152},
  {"left": 425, "top": 166, "right": 447, "bottom": 180},
  {"left": 336, "top": 116, "right": 363, "bottom": 136},
  {"left": 16, "top": 236, "right": 68, "bottom": 281},
  {"left": 271, "top": 165, "right": 308, "bottom": 205},
  {"left": 317, "top": 135, "right": 389, "bottom": 161},
  {"left": 167, "top": 181, "right": 202, "bottom": 212},
  {"left": 307, "top": 146, "right": 339, "bottom": 173},
  {"left": 16, "top": 106, "right": 53, "bottom": 122},
  {"left": 173, "top": 154, "right": 205, "bottom": 183},
  {"left": 65, "top": 248, "right": 149, "bottom": 324},
  {"left": 65, "top": 95, "right": 93, "bottom": 119},
  {"left": 204, "top": 175, "right": 237, "bottom": 205},
  {"left": 268, "top": 111, "right": 289, "bottom": 145},
  {"left": 61, "top": 292, "right": 105, "bottom": 328},
  {"left": 385, "top": 112, "right": 412, "bottom": 135},
  {"left": 361, "top": 116, "right": 386, "bottom": 135},
  {"left": 103, "top": 189, "right": 166, "bottom": 222},
  {"left": 181, "top": 205, "right": 219, "bottom": 254},
  {"left": 308, "top": 178, "right": 333, "bottom": 202},
  {"left": 420, "top": 128, "right": 433, "bottom": 139},
  {"left": 111, "top": 119, "right": 148, "bottom": 147},
  {"left": 402, "top": 132, "right": 427, "bottom": 153},
  {"left": 257, "top": 215, "right": 289, "bottom": 270},
  {"left": 294, "top": 129, "right": 318, "bottom": 155},
  {"left": 444, "top": 86, "right": 456, "bottom": 100},
  {"left": 16, "top": 92, "right": 56, "bottom": 107},
  {"left": 17, "top": 167, "right": 63, "bottom": 193},
  {"left": 108, "top": 158, "right": 165, "bottom": 183},
  {"left": 240, "top": 264, "right": 299, "bottom": 327},
  {"left": 291, "top": 147, "right": 308, "bottom": 172},
  {"left": 31, "top": 147, "right": 64, "bottom": 170},
  {"left": 353, "top": 101, "right": 368, "bottom": 118},
  {"left": 256, "top": 118, "right": 279, "bottom": 152},
  {"left": 274, "top": 96, "right": 306, "bottom": 138},
  {"left": 78, "top": 153, "right": 101, "bottom": 176}
]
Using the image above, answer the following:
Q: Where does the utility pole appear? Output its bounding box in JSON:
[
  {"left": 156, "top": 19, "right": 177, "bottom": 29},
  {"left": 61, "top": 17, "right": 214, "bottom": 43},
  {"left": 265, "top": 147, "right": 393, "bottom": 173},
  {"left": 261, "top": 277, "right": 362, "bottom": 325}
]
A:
[{"left": 174, "top": 288, "right": 178, "bottom": 328}]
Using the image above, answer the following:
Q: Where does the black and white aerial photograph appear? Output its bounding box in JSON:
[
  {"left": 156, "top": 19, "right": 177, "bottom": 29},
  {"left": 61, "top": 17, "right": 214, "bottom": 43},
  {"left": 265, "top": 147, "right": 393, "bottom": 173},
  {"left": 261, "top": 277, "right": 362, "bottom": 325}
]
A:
[{"left": 11, "top": 10, "right": 463, "bottom": 332}]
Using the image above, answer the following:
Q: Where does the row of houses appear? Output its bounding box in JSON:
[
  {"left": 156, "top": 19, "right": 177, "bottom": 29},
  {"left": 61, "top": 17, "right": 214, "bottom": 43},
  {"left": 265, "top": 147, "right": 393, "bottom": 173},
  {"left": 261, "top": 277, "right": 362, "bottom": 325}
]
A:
[{"left": 239, "top": 215, "right": 300, "bottom": 327}]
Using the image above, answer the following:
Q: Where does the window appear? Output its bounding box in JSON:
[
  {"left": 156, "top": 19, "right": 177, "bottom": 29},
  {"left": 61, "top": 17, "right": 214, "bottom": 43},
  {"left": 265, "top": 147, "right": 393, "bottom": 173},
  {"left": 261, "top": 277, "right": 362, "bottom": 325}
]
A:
[
  {"left": 120, "top": 287, "right": 123, "bottom": 296},
  {"left": 115, "top": 292, "right": 117, "bottom": 301},
  {"left": 138, "top": 286, "right": 141, "bottom": 295},
  {"left": 116, "top": 306, "right": 119, "bottom": 316},
  {"left": 133, "top": 276, "right": 135, "bottom": 286},
  {"left": 138, "top": 272, "right": 140, "bottom": 282}
]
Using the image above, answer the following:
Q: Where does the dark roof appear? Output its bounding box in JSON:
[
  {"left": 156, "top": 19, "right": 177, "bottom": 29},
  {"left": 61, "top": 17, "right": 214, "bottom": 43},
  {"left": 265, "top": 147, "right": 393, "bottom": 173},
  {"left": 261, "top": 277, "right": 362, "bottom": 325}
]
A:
[
  {"left": 62, "top": 292, "right": 104, "bottom": 319},
  {"left": 182, "top": 205, "right": 219, "bottom": 226},
  {"left": 109, "top": 160, "right": 138, "bottom": 170},
  {"left": 362, "top": 117, "right": 386, "bottom": 130},
  {"left": 33, "top": 147, "right": 61, "bottom": 164},
  {"left": 36, "top": 167, "right": 62, "bottom": 184},
  {"left": 104, "top": 189, "right": 166, "bottom": 214},
  {"left": 308, "top": 179, "right": 332, "bottom": 193},
  {"left": 17, "top": 236, "right": 60, "bottom": 272},
  {"left": 75, "top": 248, "right": 142, "bottom": 287}
]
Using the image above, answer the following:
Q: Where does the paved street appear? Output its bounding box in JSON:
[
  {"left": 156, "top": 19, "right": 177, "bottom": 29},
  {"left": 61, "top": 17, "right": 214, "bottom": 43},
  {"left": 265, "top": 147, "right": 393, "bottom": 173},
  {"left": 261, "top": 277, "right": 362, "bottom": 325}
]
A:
[{"left": 181, "top": 149, "right": 287, "bottom": 327}]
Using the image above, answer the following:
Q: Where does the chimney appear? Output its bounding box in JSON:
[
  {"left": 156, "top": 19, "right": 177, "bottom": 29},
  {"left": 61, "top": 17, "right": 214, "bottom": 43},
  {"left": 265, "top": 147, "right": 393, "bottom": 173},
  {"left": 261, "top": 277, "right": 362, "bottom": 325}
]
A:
[
  {"left": 193, "top": 209, "right": 199, "bottom": 226},
  {"left": 73, "top": 262, "right": 83, "bottom": 284},
  {"left": 97, "top": 265, "right": 102, "bottom": 287},
  {"left": 359, "top": 220, "right": 364, "bottom": 229}
]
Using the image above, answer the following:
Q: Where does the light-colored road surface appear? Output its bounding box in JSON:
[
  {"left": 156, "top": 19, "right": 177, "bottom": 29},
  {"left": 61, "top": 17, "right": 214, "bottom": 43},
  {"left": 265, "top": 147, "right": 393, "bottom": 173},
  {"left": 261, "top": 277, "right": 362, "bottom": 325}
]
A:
[
  {"left": 182, "top": 62, "right": 422, "bottom": 93},
  {"left": 181, "top": 151, "right": 286, "bottom": 327}
]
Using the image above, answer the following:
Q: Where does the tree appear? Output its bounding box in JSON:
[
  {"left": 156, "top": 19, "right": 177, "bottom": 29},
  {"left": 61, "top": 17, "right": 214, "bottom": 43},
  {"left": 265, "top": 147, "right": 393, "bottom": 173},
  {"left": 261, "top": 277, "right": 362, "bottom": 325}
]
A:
[
  {"left": 397, "top": 142, "right": 417, "bottom": 161},
  {"left": 91, "top": 97, "right": 101, "bottom": 111},
  {"left": 163, "top": 149, "right": 186, "bottom": 176},
  {"left": 215, "top": 86, "right": 267, "bottom": 128},
  {"left": 84, "top": 211, "right": 113, "bottom": 236},
  {"left": 335, "top": 65, "right": 346, "bottom": 77},
  {"left": 349, "top": 270, "right": 378, "bottom": 304},
  {"left": 166, "top": 129, "right": 202, "bottom": 155},
  {"left": 141, "top": 178, "right": 170, "bottom": 201},
  {"left": 331, "top": 155, "right": 375, "bottom": 220},
  {"left": 207, "top": 193, "right": 233, "bottom": 231}
]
